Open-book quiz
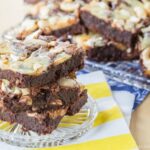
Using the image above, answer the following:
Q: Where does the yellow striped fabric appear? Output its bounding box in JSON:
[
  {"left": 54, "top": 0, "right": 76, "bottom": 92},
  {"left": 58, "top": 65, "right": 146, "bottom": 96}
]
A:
[
  {"left": 85, "top": 82, "right": 111, "bottom": 99},
  {"left": 94, "top": 106, "right": 123, "bottom": 127},
  {"left": 31, "top": 71, "right": 138, "bottom": 150},
  {"left": 35, "top": 134, "right": 137, "bottom": 150}
]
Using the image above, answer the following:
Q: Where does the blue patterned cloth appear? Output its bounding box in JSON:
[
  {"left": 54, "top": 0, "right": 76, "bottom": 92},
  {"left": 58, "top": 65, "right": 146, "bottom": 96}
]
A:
[
  {"left": 108, "top": 79, "right": 149, "bottom": 109},
  {"left": 77, "top": 69, "right": 149, "bottom": 110}
]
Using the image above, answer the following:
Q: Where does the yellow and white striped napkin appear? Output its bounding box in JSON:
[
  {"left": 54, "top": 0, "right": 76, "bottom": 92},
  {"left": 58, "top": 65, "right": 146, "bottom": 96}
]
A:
[{"left": 30, "top": 71, "right": 138, "bottom": 150}]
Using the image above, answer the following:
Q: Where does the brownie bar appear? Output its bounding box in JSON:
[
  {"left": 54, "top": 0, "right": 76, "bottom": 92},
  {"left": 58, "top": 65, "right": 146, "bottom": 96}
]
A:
[
  {"left": 5, "top": 0, "right": 88, "bottom": 41},
  {"left": 138, "top": 24, "right": 150, "bottom": 51},
  {"left": 4, "top": 18, "right": 85, "bottom": 42},
  {"left": 0, "top": 39, "right": 84, "bottom": 88},
  {"left": 140, "top": 47, "right": 150, "bottom": 77},
  {"left": 49, "top": 22, "right": 85, "bottom": 38},
  {"left": 71, "top": 33, "right": 138, "bottom": 61},
  {"left": 80, "top": 0, "right": 150, "bottom": 48},
  {"left": 0, "top": 103, "right": 68, "bottom": 134},
  {"left": 140, "top": 17, "right": 150, "bottom": 74},
  {"left": 0, "top": 77, "right": 87, "bottom": 113},
  {"left": 87, "top": 45, "right": 139, "bottom": 61},
  {"left": 0, "top": 92, "right": 87, "bottom": 134},
  {"left": 23, "top": 0, "right": 86, "bottom": 38}
]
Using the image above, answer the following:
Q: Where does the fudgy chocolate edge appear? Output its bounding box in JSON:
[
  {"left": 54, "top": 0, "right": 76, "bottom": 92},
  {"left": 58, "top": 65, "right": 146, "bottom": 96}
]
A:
[
  {"left": 0, "top": 109, "right": 63, "bottom": 134},
  {"left": 87, "top": 44, "right": 139, "bottom": 61},
  {"left": 27, "top": 14, "right": 86, "bottom": 37},
  {"left": 0, "top": 91, "right": 87, "bottom": 134},
  {"left": 80, "top": 10, "right": 139, "bottom": 48},
  {"left": 3, "top": 87, "right": 87, "bottom": 113},
  {"left": 67, "top": 89, "right": 87, "bottom": 115},
  {"left": 140, "top": 58, "right": 150, "bottom": 78},
  {"left": 0, "top": 52, "right": 84, "bottom": 88},
  {"left": 50, "top": 22, "right": 86, "bottom": 37}
]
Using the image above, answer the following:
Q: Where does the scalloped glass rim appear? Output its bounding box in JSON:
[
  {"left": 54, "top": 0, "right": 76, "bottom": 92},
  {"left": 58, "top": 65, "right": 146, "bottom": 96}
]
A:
[
  {"left": 0, "top": 96, "right": 97, "bottom": 148},
  {"left": 85, "top": 60, "right": 150, "bottom": 90}
]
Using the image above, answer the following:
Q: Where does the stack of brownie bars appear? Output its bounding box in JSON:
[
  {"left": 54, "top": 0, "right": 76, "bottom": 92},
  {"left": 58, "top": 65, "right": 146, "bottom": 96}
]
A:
[{"left": 0, "top": 36, "right": 87, "bottom": 134}]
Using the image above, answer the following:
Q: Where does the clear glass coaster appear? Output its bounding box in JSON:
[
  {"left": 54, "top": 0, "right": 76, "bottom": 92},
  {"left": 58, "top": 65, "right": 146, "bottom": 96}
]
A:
[
  {"left": 85, "top": 60, "right": 150, "bottom": 90},
  {"left": 0, "top": 96, "right": 97, "bottom": 148}
]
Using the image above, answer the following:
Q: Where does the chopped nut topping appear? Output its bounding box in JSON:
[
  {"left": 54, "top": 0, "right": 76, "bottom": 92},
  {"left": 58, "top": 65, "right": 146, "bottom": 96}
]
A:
[
  {"left": 82, "top": 0, "right": 150, "bottom": 32},
  {"left": 20, "top": 96, "right": 33, "bottom": 105},
  {"left": 49, "top": 99, "right": 63, "bottom": 106},
  {"left": 48, "top": 108, "right": 67, "bottom": 119},
  {"left": 0, "top": 39, "right": 79, "bottom": 75}
]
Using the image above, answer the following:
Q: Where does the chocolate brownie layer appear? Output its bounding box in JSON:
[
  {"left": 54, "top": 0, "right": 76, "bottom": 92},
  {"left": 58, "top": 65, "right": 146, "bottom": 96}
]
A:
[
  {"left": 0, "top": 104, "right": 68, "bottom": 134},
  {"left": 71, "top": 33, "right": 138, "bottom": 61},
  {"left": 14, "top": 18, "right": 85, "bottom": 40},
  {"left": 80, "top": 10, "right": 138, "bottom": 48},
  {"left": 67, "top": 89, "right": 87, "bottom": 115},
  {"left": 0, "top": 92, "right": 87, "bottom": 134},
  {"left": 4, "top": 18, "right": 85, "bottom": 44},
  {"left": 87, "top": 45, "right": 139, "bottom": 61},
  {"left": 0, "top": 77, "right": 87, "bottom": 113},
  {"left": 17, "top": 0, "right": 86, "bottom": 39},
  {"left": 49, "top": 22, "right": 85, "bottom": 38},
  {"left": 80, "top": 0, "right": 150, "bottom": 48},
  {"left": 0, "top": 40, "right": 84, "bottom": 88}
]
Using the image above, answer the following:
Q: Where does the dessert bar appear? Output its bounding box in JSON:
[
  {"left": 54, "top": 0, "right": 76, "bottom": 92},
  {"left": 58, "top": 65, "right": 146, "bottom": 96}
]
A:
[
  {"left": 0, "top": 102, "right": 68, "bottom": 134},
  {"left": 0, "top": 92, "right": 87, "bottom": 135},
  {"left": 80, "top": 0, "right": 150, "bottom": 48},
  {"left": 71, "top": 33, "right": 138, "bottom": 61},
  {"left": 0, "top": 38, "right": 87, "bottom": 134},
  {"left": 25, "top": 0, "right": 86, "bottom": 38},
  {"left": 0, "top": 39, "right": 84, "bottom": 88},
  {"left": 67, "top": 90, "right": 87, "bottom": 115},
  {"left": 4, "top": 17, "right": 84, "bottom": 42},
  {"left": 138, "top": 24, "right": 150, "bottom": 77},
  {"left": 0, "top": 77, "right": 87, "bottom": 113},
  {"left": 140, "top": 47, "right": 150, "bottom": 77}
]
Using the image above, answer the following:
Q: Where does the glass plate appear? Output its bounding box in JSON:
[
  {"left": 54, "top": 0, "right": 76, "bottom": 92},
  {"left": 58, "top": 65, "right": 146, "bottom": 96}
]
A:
[
  {"left": 0, "top": 96, "right": 97, "bottom": 148},
  {"left": 85, "top": 60, "right": 150, "bottom": 90}
]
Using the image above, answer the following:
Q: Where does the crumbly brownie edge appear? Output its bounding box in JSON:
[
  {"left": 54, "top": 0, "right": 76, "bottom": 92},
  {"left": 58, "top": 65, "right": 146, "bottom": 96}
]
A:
[
  {"left": 27, "top": 14, "right": 86, "bottom": 37},
  {"left": 140, "top": 59, "right": 150, "bottom": 78},
  {"left": 0, "top": 110, "right": 64, "bottom": 134},
  {"left": 80, "top": 10, "right": 139, "bottom": 48},
  {"left": 67, "top": 90, "right": 87, "bottom": 116},
  {"left": 0, "top": 52, "right": 84, "bottom": 88},
  {"left": 3, "top": 88, "right": 87, "bottom": 113},
  {"left": 87, "top": 45, "right": 139, "bottom": 62},
  {"left": 50, "top": 22, "right": 86, "bottom": 37},
  {"left": 0, "top": 91, "right": 87, "bottom": 134}
]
